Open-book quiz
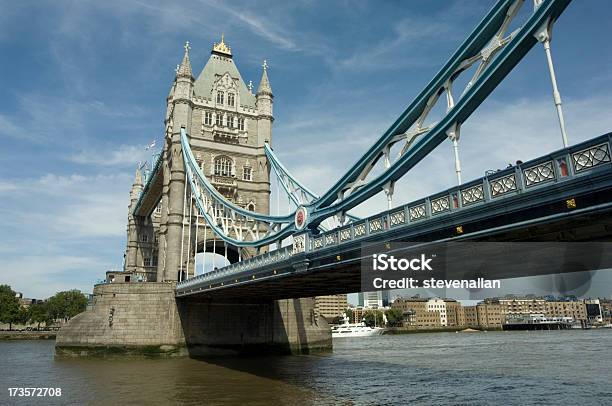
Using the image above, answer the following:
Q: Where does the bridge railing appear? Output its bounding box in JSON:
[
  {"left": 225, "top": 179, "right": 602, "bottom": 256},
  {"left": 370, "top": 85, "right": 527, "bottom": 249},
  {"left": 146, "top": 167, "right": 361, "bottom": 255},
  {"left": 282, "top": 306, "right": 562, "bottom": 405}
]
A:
[
  {"left": 308, "top": 134, "right": 611, "bottom": 253},
  {"left": 176, "top": 133, "right": 611, "bottom": 291},
  {"left": 177, "top": 245, "right": 295, "bottom": 290}
]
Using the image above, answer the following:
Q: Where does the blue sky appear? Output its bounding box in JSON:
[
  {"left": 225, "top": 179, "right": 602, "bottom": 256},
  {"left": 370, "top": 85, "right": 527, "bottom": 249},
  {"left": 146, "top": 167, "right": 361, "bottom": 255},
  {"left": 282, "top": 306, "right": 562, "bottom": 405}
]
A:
[{"left": 1, "top": 0, "right": 611, "bottom": 299}]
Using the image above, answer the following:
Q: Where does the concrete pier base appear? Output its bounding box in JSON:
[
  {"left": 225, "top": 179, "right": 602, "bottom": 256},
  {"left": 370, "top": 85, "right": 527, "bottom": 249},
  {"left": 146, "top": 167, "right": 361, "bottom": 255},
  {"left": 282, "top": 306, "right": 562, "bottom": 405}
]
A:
[{"left": 55, "top": 283, "right": 331, "bottom": 357}]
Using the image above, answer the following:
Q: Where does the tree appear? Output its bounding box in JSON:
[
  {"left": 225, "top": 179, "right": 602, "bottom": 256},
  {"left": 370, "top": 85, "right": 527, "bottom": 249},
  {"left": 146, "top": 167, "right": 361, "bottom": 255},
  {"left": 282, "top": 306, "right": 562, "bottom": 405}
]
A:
[
  {"left": 0, "top": 285, "right": 22, "bottom": 330},
  {"left": 385, "top": 308, "right": 404, "bottom": 327},
  {"left": 28, "top": 302, "right": 51, "bottom": 329},
  {"left": 345, "top": 308, "right": 354, "bottom": 322},
  {"left": 363, "top": 309, "right": 385, "bottom": 328},
  {"left": 46, "top": 290, "right": 88, "bottom": 321},
  {"left": 330, "top": 316, "right": 344, "bottom": 325}
]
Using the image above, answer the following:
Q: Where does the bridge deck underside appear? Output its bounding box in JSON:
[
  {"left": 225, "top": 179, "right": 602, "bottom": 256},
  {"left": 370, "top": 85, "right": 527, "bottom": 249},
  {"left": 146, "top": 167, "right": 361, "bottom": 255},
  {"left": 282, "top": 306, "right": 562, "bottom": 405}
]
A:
[{"left": 134, "top": 166, "right": 163, "bottom": 217}]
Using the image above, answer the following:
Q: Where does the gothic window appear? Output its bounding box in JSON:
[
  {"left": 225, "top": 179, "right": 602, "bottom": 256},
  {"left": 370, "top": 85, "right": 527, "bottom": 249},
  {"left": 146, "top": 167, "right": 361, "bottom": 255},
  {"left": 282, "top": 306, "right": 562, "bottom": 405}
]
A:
[
  {"left": 247, "top": 202, "right": 256, "bottom": 212},
  {"left": 227, "top": 115, "right": 235, "bottom": 128},
  {"left": 215, "top": 113, "right": 223, "bottom": 126},
  {"left": 143, "top": 257, "right": 152, "bottom": 267},
  {"left": 214, "top": 156, "right": 233, "bottom": 177},
  {"left": 243, "top": 166, "right": 252, "bottom": 181},
  {"left": 152, "top": 255, "right": 158, "bottom": 267},
  {"left": 140, "top": 234, "right": 149, "bottom": 242},
  {"left": 204, "top": 111, "right": 212, "bottom": 126},
  {"left": 238, "top": 117, "right": 245, "bottom": 131},
  {"left": 227, "top": 93, "right": 235, "bottom": 107},
  {"left": 155, "top": 203, "right": 162, "bottom": 215},
  {"left": 216, "top": 91, "right": 224, "bottom": 104}
]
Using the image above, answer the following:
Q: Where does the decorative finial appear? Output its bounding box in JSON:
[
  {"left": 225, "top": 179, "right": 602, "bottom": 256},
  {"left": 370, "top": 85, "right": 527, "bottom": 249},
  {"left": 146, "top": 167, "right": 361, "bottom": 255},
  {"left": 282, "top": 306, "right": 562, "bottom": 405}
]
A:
[
  {"left": 184, "top": 40, "right": 191, "bottom": 53},
  {"left": 262, "top": 59, "right": 268, "bottom": 71},
  {"left": 248, "top": 80, "right": 253, "bottom": 92},
  {"left": 212, "top": 34, "right": 232, "bottom": 56}
]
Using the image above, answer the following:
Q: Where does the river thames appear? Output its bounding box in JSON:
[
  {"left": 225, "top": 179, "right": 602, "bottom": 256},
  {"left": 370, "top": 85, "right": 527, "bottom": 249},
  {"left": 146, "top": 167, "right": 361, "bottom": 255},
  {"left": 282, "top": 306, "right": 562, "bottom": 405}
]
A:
[{"left": 1, "top": 330, "right": 610, "bottom": 405}]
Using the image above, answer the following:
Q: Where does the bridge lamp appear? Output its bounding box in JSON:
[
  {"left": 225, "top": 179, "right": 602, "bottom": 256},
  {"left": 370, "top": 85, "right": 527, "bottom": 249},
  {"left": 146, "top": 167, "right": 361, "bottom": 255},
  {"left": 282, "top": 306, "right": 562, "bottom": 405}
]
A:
[
  {"left": 566, "top": 198, "right": 576, "bottom": 209},
  {"left": 456, "top": 226, "right": 464, "bottom": 234}
]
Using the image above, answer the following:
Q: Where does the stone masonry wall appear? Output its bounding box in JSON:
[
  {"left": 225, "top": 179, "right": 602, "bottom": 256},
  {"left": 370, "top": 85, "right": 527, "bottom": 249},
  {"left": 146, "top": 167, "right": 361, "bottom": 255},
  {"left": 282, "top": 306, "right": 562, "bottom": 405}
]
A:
[
  {"left": 56, "top": 283, "right": 331, "bottom": 357},
  {"left": 56, "top": 283, "right": 186, "bottom": 356}
]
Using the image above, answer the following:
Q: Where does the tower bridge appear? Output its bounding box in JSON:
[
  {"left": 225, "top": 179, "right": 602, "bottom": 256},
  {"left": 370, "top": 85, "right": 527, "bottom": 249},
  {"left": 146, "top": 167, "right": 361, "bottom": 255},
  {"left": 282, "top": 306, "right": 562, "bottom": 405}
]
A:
[{"left": 57, "top": 0, "right": 612, "bottom": 356}]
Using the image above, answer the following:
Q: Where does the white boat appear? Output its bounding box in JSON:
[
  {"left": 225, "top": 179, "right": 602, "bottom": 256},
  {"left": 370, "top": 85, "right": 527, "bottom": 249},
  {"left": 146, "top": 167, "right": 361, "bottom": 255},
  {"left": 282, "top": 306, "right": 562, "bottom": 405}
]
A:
[{"left": 331, "top": 322, "right": 384, "bottom": 338}]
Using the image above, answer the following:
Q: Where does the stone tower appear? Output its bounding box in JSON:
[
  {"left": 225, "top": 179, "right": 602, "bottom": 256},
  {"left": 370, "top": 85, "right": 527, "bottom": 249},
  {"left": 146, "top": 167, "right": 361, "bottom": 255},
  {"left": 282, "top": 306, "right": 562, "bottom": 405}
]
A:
[{"left": 124, "top": 36, "right": 274, "bottom": 282}]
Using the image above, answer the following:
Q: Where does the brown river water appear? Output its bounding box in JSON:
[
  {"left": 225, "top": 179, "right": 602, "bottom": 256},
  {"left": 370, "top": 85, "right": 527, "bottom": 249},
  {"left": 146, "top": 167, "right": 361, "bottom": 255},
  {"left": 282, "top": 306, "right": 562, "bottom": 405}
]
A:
[{"left": 1, "top": 330, "right": 611, "bottom": 405}]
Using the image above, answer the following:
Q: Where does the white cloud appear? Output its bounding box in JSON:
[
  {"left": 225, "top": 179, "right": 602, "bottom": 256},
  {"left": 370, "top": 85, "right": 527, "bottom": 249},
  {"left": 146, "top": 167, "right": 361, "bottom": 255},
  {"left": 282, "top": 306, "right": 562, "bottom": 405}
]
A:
[
  {"left": 0, "top": 255, "right": 103, "bottom": 299},
  {"left": 272, "top": 92, "right": 612, "bottom": 219},
  {"left": 68, "top": 144, "right": 152, "bottom": 167}
]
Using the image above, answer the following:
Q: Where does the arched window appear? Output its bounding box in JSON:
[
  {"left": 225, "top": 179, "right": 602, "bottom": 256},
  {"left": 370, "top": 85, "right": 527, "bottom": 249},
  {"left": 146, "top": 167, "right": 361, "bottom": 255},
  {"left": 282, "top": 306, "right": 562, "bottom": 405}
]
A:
[
  {"left": 227, "top": 93, "right": 235, "bottom": 106},
  {"left": 247, "top": 202, "right": 256, "bottom": 212},
  {"left": 227, "top": 115, "right": 235, "bottom": 128},
  {"left": 216, "top": 91, "right": 224, "bottom": 104},
  {"left": 215, "top": 113, "right": 223, "bottom": 126},
  {"left": 214, "top": 156, "right": 233, "bottom": 177},
  {"left": 238, "top": 117, "right": 245, "bottom": 131}
]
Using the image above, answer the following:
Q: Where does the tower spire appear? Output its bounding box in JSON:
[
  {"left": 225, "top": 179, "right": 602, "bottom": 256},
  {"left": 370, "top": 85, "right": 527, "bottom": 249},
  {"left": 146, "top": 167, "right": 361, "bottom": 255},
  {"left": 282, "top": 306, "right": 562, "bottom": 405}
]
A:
[
  {"left": 176, "top": 41, "right": 193, "bottom": 78},
  {"left": 130, "top": 166, "right": 144, "bottom": 201},
  {"left": 257, "top": 59, "right": 273, "bottom": 96}
]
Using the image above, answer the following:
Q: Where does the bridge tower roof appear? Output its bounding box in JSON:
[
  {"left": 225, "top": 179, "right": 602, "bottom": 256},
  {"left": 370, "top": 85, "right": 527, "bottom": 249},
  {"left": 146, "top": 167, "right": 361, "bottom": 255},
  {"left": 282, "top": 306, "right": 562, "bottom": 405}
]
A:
[{"left": 193, "top": 35, "right": 256, "bottom": 107}]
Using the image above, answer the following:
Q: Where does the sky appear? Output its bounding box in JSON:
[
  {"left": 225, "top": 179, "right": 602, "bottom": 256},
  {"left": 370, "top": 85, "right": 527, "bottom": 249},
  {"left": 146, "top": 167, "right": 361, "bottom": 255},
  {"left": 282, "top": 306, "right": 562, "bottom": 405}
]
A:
[{"left": 1, "top": 0, "right": 611, "bottom": 299}]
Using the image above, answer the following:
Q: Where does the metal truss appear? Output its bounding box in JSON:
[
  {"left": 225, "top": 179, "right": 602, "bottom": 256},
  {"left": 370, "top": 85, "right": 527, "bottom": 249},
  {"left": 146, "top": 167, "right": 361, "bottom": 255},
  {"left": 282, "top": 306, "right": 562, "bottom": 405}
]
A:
[
  {"left": 181, "top": 129, "right": 296, "bottom": 247},
  {"left": 264, "top": 143, "right": 360, "bottom": 228},
  {"left": 306, "top": 0, "right": 571, "bottom": 226}
]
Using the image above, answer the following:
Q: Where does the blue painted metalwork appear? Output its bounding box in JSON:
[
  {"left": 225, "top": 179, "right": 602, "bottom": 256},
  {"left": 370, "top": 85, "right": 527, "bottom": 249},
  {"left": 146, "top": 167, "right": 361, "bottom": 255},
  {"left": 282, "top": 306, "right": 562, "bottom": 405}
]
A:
[
  {"left": 306, "top": 0, "right": 572, "bottom": 226},
  {"left": 182, "top": 129, "right": 297, "bottom": 247},
  {"left": 132, "top": 151, "right": 163, "bottom": 215},
  {"left": 137, "top": 0, "right": 574, "bottom": 248},
  {"left": 176, "top": 133, "right": 612, "bottom": 294},
  {"left": 264, "top": 142, "right": 360, "bottom": 223}
]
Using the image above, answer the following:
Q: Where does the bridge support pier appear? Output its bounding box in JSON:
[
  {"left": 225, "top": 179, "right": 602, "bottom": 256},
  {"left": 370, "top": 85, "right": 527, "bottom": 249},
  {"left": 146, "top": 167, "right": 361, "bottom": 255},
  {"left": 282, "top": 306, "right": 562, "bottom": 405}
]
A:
[
  {"left": 55, "top": 283, "right": 331, "bottom": 357},
  {"left": 177, "top": 296, "right": 331, "bottom": 356}
]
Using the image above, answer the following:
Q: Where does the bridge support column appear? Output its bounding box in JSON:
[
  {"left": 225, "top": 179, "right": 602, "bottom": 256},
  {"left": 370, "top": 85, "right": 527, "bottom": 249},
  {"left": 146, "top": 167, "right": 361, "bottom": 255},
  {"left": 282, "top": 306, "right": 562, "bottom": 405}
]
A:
[{"left": 177, "top": 297, "right": 331, "bottom": 356}]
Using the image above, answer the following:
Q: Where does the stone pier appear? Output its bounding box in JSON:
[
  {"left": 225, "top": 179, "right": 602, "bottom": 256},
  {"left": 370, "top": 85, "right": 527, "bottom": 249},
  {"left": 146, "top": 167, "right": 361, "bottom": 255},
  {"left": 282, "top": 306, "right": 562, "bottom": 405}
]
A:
[{"left": 55, "top": 283, "right": 331, "bottom": 357}]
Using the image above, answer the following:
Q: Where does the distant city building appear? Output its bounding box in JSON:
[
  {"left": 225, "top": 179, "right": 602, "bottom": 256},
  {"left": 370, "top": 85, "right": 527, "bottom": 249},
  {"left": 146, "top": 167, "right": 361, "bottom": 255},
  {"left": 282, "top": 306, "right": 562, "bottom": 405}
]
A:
[
  {"left": 426, "top": 298, "right": 448, "bottom": 326},
  {"left": 315, "top": 294, "right": 348, "bottom": 321},
  {"left": 600, "top": 299, "right": 612, "bottom": 324},
  {"left": 584, "top": 299, "right": 603, "bottom": 324},
  {"left": 390, "top": 295, "right": 601, "bottom": 330},
  {"left": 358, "top": 291, "right": 389, "bottom": 308}
]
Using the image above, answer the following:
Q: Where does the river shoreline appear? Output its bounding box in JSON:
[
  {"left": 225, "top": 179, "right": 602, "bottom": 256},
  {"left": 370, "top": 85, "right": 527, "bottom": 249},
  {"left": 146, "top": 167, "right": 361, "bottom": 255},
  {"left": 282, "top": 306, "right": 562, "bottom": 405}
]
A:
[{"left": 0, "top": 331, "right": 57, "bottom": 340}]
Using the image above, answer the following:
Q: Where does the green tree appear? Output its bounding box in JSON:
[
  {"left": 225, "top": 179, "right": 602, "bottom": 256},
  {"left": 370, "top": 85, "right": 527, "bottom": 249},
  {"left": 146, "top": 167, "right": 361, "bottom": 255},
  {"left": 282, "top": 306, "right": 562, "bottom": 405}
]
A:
[
  {"left": 363, "top": 309, "right": 385, "bottom": 328},
  {"left": 27, "top": 302, "right": 51, "bottom": 329},
  {"left": 0, "top": 285, "right": 22, "bottom": 330},
  {"left": 385, "top": 308, "right": 404, "bottom": 327},
  {"left": 345, "top": 308, "right": 354, "bottom": 322},
  {"left": 46, "top": 290, "right": 88, "bottom": 321}
]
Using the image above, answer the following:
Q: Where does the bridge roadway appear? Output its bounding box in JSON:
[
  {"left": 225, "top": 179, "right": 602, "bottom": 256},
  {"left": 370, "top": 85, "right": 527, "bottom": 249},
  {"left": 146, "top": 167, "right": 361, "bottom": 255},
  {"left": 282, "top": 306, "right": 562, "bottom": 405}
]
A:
[{"left": 176, "top": 133, "right": 612, "bottom": 301}]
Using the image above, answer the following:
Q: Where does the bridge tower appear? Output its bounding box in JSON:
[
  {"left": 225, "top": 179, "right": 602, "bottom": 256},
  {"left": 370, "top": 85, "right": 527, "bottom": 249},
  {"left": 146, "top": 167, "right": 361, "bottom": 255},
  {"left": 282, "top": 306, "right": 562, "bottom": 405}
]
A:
[{"left": 123, "top": 37, "right": 275, "bottom": 282}]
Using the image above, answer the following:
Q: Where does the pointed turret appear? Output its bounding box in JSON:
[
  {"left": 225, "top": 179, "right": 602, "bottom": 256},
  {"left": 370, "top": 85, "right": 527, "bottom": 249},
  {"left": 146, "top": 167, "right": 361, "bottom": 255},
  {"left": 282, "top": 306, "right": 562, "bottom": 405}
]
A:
[
  {"left": 256, "top": 59, "right": 273, "bottom": 146},
  {"left": 130, "top": 167, "right": 144, "bottom": 202},
  {"left": 176, "top": 41, "right": 193, "bottom": 79},
  {"left": 256, "top": 60, "right": 273, "bottom": 96}
]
